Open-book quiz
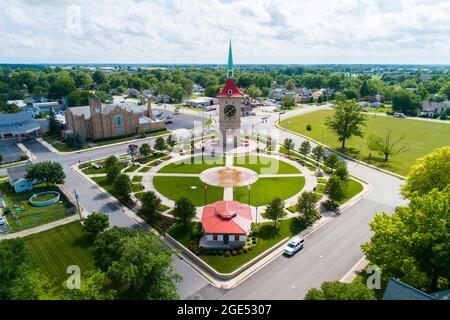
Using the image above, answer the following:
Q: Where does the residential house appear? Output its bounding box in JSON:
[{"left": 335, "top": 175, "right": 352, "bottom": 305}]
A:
[
  {"left": 200, "top": 201, "right": 252, "bottom": 249},
  {"left": 383, "top": 278, "right": 450, "bottom": 300},
  {"left": 32, "top": 101, "right": 65, "bottom": 114},
  {"left": 157, "top": 94, "right": 172, "bottom": 103},
  {"left": 7, "top": 161, "right": 34, "bottom": 193},
  {"left": 7, "top": 100, "right": 27, "bottom": 109},
  {"left": 64, "top": 97, "right": 165, "bottom": 142},
  {"left": 193, "top": 84, "right": 205, "bottom": 95},
  {"left": 420, "top": 100, "right": 450, "bottom": 117},
  {"left": 127, "top": 89, "right": 139, "bottom": 98}
]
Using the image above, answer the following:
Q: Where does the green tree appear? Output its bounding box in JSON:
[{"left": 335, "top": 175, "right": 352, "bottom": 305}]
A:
[
  {"left": 325, "top": 175, "right": 346, "bottom": 202},
  {"left": 299, "top": 141, "right": 311, "bottom": 156},
  {"left": 283, "top": 138, "right": 295, "bottom": 155},
  {"left": 325, "top": 99, "right": 367, "bottom": 149},
  {"left": 48, "top": 110, "right": 61, "bottom": 136},
  {"left": 281, "top": 96, "right": 295, "bottom": 109},
  {"left": 139, "top": 143, "right": 151, "bottom": 157},
  {"left": 112, "top": 174, "right": 131, "bottom": 204},
  {"left": 25, "top": 161, "right": 66, "bottom": 185},
  {"left": 325, "top": 153, "right": 339, "bottom": 170},
  {"left": 440, "top": 108, "right": 448, "bottom": 120},
  {"left": 92, "top": 70, "right": 106, "bottom": 85},
  {"left": 173, "top": 197, "right": 196, "bottom": 225},
  {"left": 48, "top": 76, "right": 76, "bottom": 99},
  {"left": 154, "top": 137, "right": 167, "bottom": 151},
  {"left": 107, "top": 231, "right": 181, "bottom": 299},
  {"left": 106, "top": 165, "right": 121, "bottom": 184},
  {"left": 367, "top": 129, "right": 408, "bottom": 163},
  {"left": 246, "top": 85, "right": 262, "bottom": 98},
  {"left": 82, "top": 212, "right": 110, "bottom": 239},
  {"left": 61, "top": 270, "right": 116, "bottom": 300},
  {"left": 286, "top": 79, "right": 296, "bottom": 90},
  {"left": 334, "top": 161, "right": 349, "bottom": 182},
  {"left": 296, "top": 192, "right": 320, "bottom": 225},
  {"left": 362, "top": 186, "right": 450, "bottom": 292},
  {"left": 10, "top": 270, "right": 59, "bottom": 300},
  {"left": 391, "top": 88, "right": 421, "bottom": 115},
  {"left": 359, "top": 80, "right": 370, "bottom": 97},
  {"left": 167, "top": 135, "right": 176, "bottom": 149},
  {"left": 104, "top": 156, "right": 119, "bottom": 172},
  {"left": 305, "top": 281, "right": 375, "bottom": 300},
  {"left": 402, "top": 146, "right": 450, "bottom": 198},
  {"left": 138, "top": 191, "right": 162, "bottom": 221},
  {"left": 312, "top": 145, "right": 325, "bottom": 164},
  {"left": 263, "top": 198, "right": 286, "bottom": 228},
  {"left": 204, "top": 85, "right": 221, "bottom": 97}
]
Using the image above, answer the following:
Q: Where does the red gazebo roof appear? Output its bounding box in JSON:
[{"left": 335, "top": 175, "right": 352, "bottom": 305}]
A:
[
  {"left": 217, "top": 79, "right": 244, "bottom": 98},
  {"left": 201, "top": 201, "right": 252, "bottom": 235}
]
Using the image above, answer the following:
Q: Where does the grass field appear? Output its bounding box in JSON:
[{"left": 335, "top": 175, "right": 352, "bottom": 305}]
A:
[
  {"left": 339, "top": 179, "right": 364, "bottom": 204},
  {"left": 233, "top": 177, "right": 305, "bottom": 206},
  {"left": 24, "top": 222, "right": 95, "bottom": 281},
  {"left": 1, "top": 182, "right": 75, "bottom": 232},
  {"left": 169, "top": 218, "right": 307, "bottom": 273},
  {"left": 233, "top": 155, "right": 301, "bottom": 174},
  {"left": 153, "top": 176, "right": 224, "bottom": 206},
  {"left": 279, "top": 110, "right": 450, "bottom": 176},
  {"left": 158, "top": 156, "right": 226, "bottom": 174}
]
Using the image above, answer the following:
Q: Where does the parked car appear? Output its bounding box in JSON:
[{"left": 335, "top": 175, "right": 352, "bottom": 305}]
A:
[
  {"left": 0, "top": 216, "right": 6, "bottom": 226},
  {"left": 164, "top": 119, "right": 173, "bottom": 124},
  {"left": 284, "top": 237, "right": 304, "bottom": 256},
  {"left": 393, "top": 112, "right": 406, "bottom": 118},
  {"left": 155, "top": 111, "right": 163, "bottom": 117},
  {"left": 166, "top": 114, "right": 173, "bottom": 119},
  {"left": 261, "top": 115, "right": 270, "bottom": 120}
]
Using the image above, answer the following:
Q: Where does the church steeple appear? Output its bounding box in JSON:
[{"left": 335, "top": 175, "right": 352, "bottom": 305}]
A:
[{"left": 227, "top": 40, "right": 234, "bottom": 79}]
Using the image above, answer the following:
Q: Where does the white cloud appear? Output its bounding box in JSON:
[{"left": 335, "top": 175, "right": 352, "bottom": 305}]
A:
[{"left": 0, "top": 0, "right": 449, "bottom": 64}]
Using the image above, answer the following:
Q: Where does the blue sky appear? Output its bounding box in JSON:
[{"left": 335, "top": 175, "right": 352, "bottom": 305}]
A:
[{"left": 0, "top": 0, "right": 449, "bottom": 64}]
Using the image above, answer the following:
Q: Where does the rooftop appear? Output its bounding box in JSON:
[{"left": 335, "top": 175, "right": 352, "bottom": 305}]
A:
[{"left": 201, "top": 201, "right": 252, "bottom": 235}]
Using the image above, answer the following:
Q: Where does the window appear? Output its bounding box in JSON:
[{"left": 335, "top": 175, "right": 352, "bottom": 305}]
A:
[
  {"left": 212, "top": 235, "right": 218, "bottom": 241},
  {"left": 235, "top": 235, "right": 240, "bottom": 241},
  {"left": 105, "top": 120, "right": 109, "bottom": 128},
  {"left": 114, "top": 115, "right": 124, "bottom": 127},
  {"left": 228, "top": 89, "right": 233, "bottom": 95},
  {"left": 95, "top": 107, "right": 100, "bottom": 113}
]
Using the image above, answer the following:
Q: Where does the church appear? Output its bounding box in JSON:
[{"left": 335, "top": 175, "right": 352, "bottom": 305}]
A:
[{"left": 217, "top": 42, "right": 244, "bottom": 149}]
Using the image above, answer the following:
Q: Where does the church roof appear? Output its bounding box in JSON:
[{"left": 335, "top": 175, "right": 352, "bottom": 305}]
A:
[{"left": 217, "top": 79, "right": 244, "bottom": 97}]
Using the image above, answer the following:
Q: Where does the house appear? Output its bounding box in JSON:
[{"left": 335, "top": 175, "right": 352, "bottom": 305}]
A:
[
  {"left": 32, "top": 101, "right": 64, "bottom": 114},
  {"left": 157, "top": 94, "right": 171, "bottom": 103},
  {"left": 383, "top": 278, "right": 450, "bottom": 300},
  {"left": 185, "top": 97, "right": 218, "bottom": 108},
  {"left": 64, "top": 97, "right": 165, "bottom": 142},
  {"left": 420, "top": 100, "right": 450, "bottom": 117},
  {"left": 200, "top": 201, "right": 252, "bottom": 249},
  {"left": 7, "top": 100, "right": 27, "bottom": 109},
  {"left": 193, "top": 84, "right": 205, "bottom": 95},
  {"left": 127, "top": 89, "right": 139, "bottom": 98},
  {"left": 0, "top": 112, "right": 42, "bottom": 140},
  {"left": 7, "top": 161, "right": 34, "bottom": 193}
]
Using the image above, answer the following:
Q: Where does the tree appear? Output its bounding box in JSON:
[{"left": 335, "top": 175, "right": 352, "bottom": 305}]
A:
[
  {"left": 286, "top": 79, "right": 296, "bottom": 90},
  {"left": 263, "top": 198, "right": 286, "bottom": 228},
  {"left": 106, "top": 165, "right": 121, "bottom": 184},
  {"left": 392, "top": 88, "right": 421, "bottom": 115},
  {"left": 305, "top": 281, "right": 375, "bottom": 300},
  {"left": 154, "top": 137, "right": 167, "bottom": 151},
  {"left": 48, "top": 76, "right": 76, "bottom": 99},
  {"left": 0, "top": 154, "right": 3, "bottom": 163},
  {"left": 325, "top": 153, "right": 339, "bottom": 170},
  {"left": 104, "top": 156, "right": 119, "bottom": 172},
  {"left": 367, "top": 129, "right": 408, "bottom": 163},
  {"left": 82, "top": 213, "right": 110, "bottom": 239},
  {"left": 204, "top": 85, "right": 221, "bottom": 97},
  {"left": 246, "top": 85, "right": 262, "bottom": 98},
  {"left": 138, "top": 191, "right": 162, "bottom": 221},
  {"left": 61, "top": 270, "right": 116, "bottom": 300},
  {"left": 402, "top": 146, "right": 450, "bottom": 198},
  {"left": 325, "top": 99, "right": 367, "bottom": 149},
  {"left": 112, "top": 174, "right": 131, "bottom": 204},
  {"left": 359, "top": 80, "right": 370, "bottom": 97},
  {"left": 173, "top": 197, "right": 196, "bottom": 225},
  {"left": 334, "top": 161, "right": 349, "bottom": 182},
  {"left": 281, "top": 96, "right": 295, "bottom": 109},
  {"left": 92, "top": 70, "right": 106, "bottom": 85},
  {"left": 283, "top": 138, "right": 295, "bottom": 155},
  {"left": 299, "top": 141, "right": 311, "bottom": 156},
  {"left": 311, "top": 145, "right": 325, "bottom": 164},
  {"left": 139, "top": 143, "right": 151, "bottom": 157},
  {"left": 25, "top": 161, "right": 65, "bottom": 185},
  {"left": 362, "top": 186, "right": 450, "bottom": 292},
  {"left": 296, "top": 192, "right": 320, "bottom": 225},
  {"left": 48, "top": 111, "right": 61, "bottom": 136},
  {"left": 166, "top": 135, "right": 176, "bottom": 149},
  {"left": 106, "top": 231, "right": 181, "bottom": 299},
  {"left": 440, "top": 108, "right": 448, "bottom": 120},
  {"left": 325, "top": 176, "right": 346, "bottom": 202}
]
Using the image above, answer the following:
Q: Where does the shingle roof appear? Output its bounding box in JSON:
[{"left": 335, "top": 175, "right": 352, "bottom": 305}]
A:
[
  {"left": 68, "top": 101, "right": 147, "bottom": 120},
  {"left": 383, "top": 279, "right": 435, "bottom": 300},
  {"left": 7, "top": 161, "right": 33, "bottom": 183}
]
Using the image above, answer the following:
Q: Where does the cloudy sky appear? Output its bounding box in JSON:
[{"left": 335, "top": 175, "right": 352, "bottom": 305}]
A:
[{"left": 0, "top": 0, "right": 449, "bottom": 64}]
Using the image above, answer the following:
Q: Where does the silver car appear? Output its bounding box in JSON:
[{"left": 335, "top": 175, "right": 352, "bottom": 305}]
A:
[{"left": 284, "top": 237, "right": 304, "bottom": 256}]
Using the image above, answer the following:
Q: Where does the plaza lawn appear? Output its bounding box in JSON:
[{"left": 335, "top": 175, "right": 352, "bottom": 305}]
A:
[
  {"left": 92, "top": 176, "right": 134, "bottom": 208},
  {"left": 93, "top": 129, "right": 170, "bottom": 146},
  {"left": 132, "top": 176, "right": 143, "bottom": 183},
  {"left": 24, "top": 222, "right": 95, "bottom": 281},
  {"left": 153, "top": 176, "right": 223, "bottom": 206},
  {"left": 279, "top": 110, "right": 450, "bottom": 176},
  {"left": 234, "top": 155, "right": 300, "bottom": 174},
  {"left": 339, "top": 179, "right": 364, "bottom": 204},
  {"left": 124, "top": 165, "right": 140, "bottom": 173},
  {"left": 168, "top": 218, "right": 308, "bottom": 274},
  {"left": 233, "top": 177, "right": 305, "bottom": 206},
  {"left": 82, "top": 162, "right": 126, "bottom": 175},
  {"left": 1, "top": 182, "right": 75, "bottom": 232},
  {"left": 158, "top": 156, "right": 226, "bottom": 174}
]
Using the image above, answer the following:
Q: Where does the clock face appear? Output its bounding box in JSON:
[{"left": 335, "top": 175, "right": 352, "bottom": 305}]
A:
[{"left": 224, "top": 105, "right": 236, "bottom": 118}]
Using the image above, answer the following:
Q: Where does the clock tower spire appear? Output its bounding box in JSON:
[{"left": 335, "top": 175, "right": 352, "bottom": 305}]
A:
[{"left": 217, "top": 41, "right": 243, "bottom": 149}]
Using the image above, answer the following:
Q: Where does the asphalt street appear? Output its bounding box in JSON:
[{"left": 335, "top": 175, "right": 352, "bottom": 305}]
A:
[{"left": 20, "top": 105, "right": 408, "bottom": 300}]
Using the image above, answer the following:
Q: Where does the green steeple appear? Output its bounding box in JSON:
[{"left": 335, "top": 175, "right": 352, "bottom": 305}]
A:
[{"left": 227, "top": 41, "right": 234, "bottom": 79}]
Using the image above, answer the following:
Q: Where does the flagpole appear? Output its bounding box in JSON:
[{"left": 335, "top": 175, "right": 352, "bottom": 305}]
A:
[{"left": 204, "top": 183, "right": 207, "bottom": 207}]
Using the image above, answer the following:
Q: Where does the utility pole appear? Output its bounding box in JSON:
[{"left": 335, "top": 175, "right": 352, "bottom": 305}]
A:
[{"left": 74, "top": 189, "right": 82, "bottom": 221}]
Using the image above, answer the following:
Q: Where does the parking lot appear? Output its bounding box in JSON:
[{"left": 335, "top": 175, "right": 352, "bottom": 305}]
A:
[{"left": 0, "top": 140, "right": 25, "bottom": 163}]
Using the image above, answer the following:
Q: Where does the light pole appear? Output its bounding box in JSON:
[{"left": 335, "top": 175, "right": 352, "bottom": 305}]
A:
[{"left": 74, "top": 189, "right": 82, "bottom": 221}]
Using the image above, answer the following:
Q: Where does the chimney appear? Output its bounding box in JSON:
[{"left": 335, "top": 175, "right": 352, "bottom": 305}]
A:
[{"left": 147, "top": 98, "right": 153, "bottom": 118}]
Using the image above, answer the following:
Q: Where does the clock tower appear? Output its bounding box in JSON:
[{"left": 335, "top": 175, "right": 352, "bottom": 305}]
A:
[{"left": 217, "top": 41, "right": 244, "bottom": 149}]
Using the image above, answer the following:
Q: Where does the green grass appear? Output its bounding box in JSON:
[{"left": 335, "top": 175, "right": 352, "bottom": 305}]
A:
[
  {"left": 287, "top": 205, "right": 297, "bottom": 213},
  {"left": 279, "top": 110, "right": 450, "bottom": 176},
  {"left": 138, "top": 166, "right": 152, "bottom": 173},
  {"left": 124, "top": 165, "right": 139, "bottom": 173},
  {"left": 92, "top": 176, "right": 134, "bottom": 208},
  {"left": 234, "top": 155, "right": 300, "bottom": 174},
  {"left": 153, "top": 176, "right": 223, "bottom": 206},
  {"left": 1, "top": 182, "right": 75, "bottom": 232},
  {"left": 24, "top": 222, "right": 95, "bottom": 281},
  {"left": 316, "top": 184, "right": 326, "bottom": 194},
  {"left": 158, "top": 156, "right": 226, "bottom": 174},
  {"left": 94, "top": 129, "right": 170, "bottom": 146},
  {"left": 233, "top": 177, "right": 305, "bottom": 206},
  {"left": 132, "top": 176, "right": 143, "bottom": 183},
  {"left": 131, "top": 183, "right": 143, "bottom": 193},
  {"left": 136, "top": 153, "right": 166, "bottom": 164},
  {"left": 168, "top": 218, "right": 307, "bottom": 273},
  {"left": 82, "top": 162, "right": 125, "bottom": 175},
  {"left": 339, "top": 179, "right": 364, "bottom": 204}
]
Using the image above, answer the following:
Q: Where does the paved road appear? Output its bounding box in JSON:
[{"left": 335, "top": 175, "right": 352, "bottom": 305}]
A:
[{"left": 21, "top": 105, "right": 408, "bottom": 300}]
